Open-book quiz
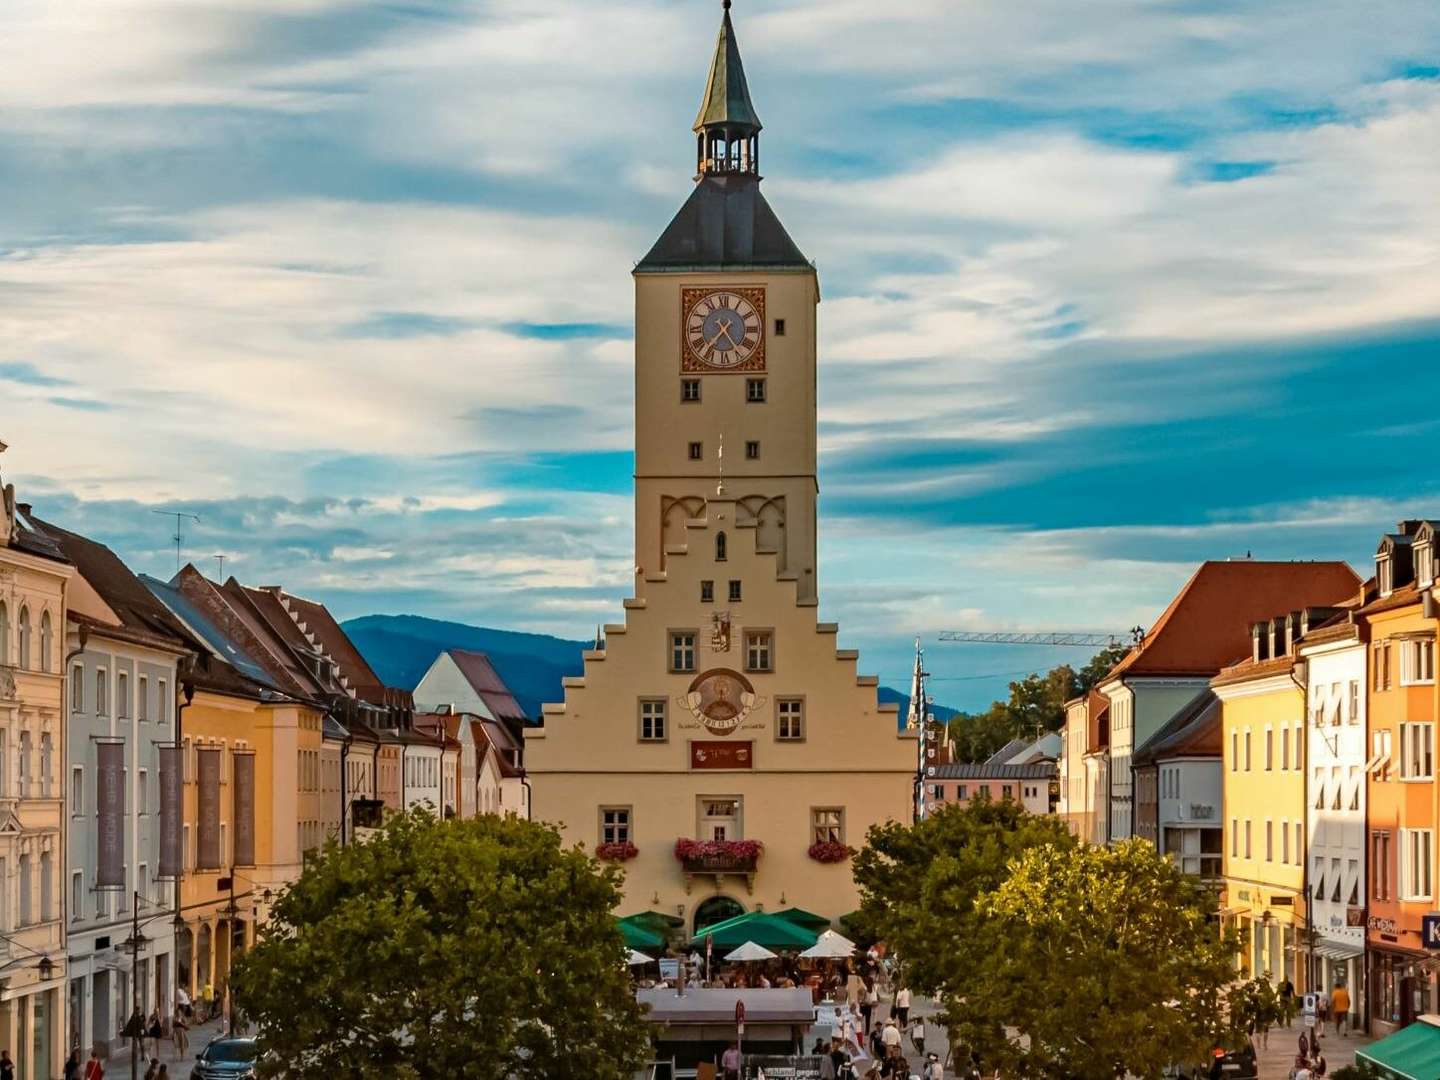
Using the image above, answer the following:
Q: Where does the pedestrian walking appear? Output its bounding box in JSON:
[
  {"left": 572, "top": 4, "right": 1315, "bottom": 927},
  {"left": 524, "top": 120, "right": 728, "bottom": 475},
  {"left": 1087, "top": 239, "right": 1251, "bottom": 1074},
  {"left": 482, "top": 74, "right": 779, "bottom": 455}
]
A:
[
  {"left": 64, "top": 1049, "right": 81, "bottom": 1080},
  {"left": 894, "top": 985, "right": 912, "bottom": 1026},
  {"left": 1330, "top": 982, "right": 1350, "bottom": 1037},
  {"left": 147, "top": 1009, "right": 163, "bottom": 1059},
  {"left": 925, "top": 1053, "right": 944, "bottom": 1080},
  {"left": 1312, "top": 1052, "right": 1327, "bottom": 1077},
  {"left": 881, "top": 1017, "right": 902, "bottom": 1061},
  {"left": 721, "top": 1040, "right": 741, "bottom": 1080},
  {"left": 172, "top": 1005, "right": 189, "bottom": 1059},
  {"left": 0, "top": 1049, "right": 13, "bottom": 1080},
  {"left": 869, "top": 1024, "right": 885, "bottom": 1061},
  {"left": 861, "top": 981, "right": 878, "bottom": 1033},
  {"left": 909, "top": 1017, "right": 926, "bottom": 1056},
  {"left": 1279, "top": 977, "right": 1295, "bottom": 1027},
  {"left": 84, "top": 1049, "right": 105, "bottom": 1080}
]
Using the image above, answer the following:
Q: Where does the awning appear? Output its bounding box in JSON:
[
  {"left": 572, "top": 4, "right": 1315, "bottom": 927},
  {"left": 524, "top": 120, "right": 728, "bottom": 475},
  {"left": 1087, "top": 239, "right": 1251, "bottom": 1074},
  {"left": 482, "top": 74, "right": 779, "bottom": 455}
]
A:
[
  {"left": 1358, "top": 1017, "right": 1440, "bottom": 1080},
  {"left": 1314, "top": 940, "right": 1364, "bottom": 962}
]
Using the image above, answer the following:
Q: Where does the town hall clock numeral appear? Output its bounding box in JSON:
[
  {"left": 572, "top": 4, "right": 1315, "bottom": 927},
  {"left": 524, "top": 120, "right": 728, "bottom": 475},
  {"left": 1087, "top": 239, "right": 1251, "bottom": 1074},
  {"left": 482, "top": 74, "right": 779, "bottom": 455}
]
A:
[{"left": 680, "top": 286, "right": 766, "bottom": 373}]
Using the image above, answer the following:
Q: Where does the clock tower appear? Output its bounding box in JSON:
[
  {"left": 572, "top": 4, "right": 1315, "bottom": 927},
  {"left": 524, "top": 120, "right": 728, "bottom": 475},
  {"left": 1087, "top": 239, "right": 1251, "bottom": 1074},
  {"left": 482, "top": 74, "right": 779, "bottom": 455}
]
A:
[
  {"left": 633, "top": 0, "right": 818, "bottom": 602},
  {"left": 526, "top": 1, "right": 913, "bottom": 932}
]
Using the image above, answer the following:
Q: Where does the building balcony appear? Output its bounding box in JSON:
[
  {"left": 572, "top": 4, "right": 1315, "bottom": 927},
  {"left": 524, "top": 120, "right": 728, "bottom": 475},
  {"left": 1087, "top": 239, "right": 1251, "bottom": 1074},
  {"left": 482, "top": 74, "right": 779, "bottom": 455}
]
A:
[{"left": 674, "top": 839, "right": 761, "bottom": 895}]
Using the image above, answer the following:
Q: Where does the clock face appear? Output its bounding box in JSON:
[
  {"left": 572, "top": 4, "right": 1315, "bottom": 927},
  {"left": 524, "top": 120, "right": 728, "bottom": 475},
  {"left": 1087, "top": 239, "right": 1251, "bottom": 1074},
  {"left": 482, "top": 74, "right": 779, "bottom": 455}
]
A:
[{"left": 681, "top": 287, "right": 765, "bottom": 372}]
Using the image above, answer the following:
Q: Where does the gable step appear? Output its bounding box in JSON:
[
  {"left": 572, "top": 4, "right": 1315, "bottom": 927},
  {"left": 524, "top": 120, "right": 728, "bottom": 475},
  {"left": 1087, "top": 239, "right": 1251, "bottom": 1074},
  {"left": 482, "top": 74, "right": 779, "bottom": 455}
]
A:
[
  {"left": 623, "top": 598, "right": 647, "bottom": 609},
  {"left": 644, "top": 573, "right": 668, "bottom": 584},
  {"left": 856, "top": 675, "right": 878, "bottom": 687},
  {"left": 776, "top": 571, "right": 799, "bottom": 582},
  {"left": 583, "top": 650, "right": 606, "bottom": 663},
  {"left": 796, "top": 598, "right": 818, "bottom": 608},
  {"left": 562, "top": 676, "right": 586, "bottom": 689},
  {"left": 663, "top": 544, "right": 687, "bottom": 556},
  {"left": 835, "top": 649, "right": 859, "bottom": 661},
  {"left": 603, "top": 624, "right": 627, "bottom": 636},
  {"left": 877, "top": 702, "right": 900, "bottom": 714},
  {"left": 816, "top": 623, "right": 838, "bottom": 635}
]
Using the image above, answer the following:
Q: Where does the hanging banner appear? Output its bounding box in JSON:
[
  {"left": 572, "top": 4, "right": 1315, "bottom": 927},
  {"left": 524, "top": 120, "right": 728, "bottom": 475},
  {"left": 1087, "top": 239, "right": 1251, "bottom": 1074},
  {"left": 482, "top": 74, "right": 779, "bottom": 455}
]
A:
[
  {"left": 157, "top": 745, "right": 182, "bottom": 880},
  {"left": 96, "top": 740, "right": 126, "bottom": 889},
  {"left": 197, "top": 748, "right": 222, "bottom": 870},
  {"left": 232, "top": 753, "right": 256, "bottom": 868}
]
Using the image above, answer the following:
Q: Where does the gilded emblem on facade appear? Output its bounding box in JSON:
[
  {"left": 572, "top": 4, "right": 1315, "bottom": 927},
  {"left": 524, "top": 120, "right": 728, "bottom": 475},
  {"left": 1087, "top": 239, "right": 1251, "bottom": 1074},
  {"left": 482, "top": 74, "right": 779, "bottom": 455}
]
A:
[{"left": 678, "top": 668, "right": 764, "bottom": 736}]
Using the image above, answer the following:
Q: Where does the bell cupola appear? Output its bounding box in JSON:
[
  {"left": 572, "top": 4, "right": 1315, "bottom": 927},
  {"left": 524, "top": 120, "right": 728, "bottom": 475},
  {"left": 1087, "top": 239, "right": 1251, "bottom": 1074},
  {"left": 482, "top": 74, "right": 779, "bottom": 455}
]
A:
[{"left": 694, "top": 0, "right": 762, "bottom": 177}]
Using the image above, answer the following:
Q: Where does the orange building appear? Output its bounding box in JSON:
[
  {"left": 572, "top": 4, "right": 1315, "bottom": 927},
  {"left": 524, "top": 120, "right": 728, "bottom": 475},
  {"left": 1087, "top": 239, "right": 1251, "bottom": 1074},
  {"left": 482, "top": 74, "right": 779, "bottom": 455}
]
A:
[{"left": 1363, "top": 521, "right": 1440, "bottom": 1034}]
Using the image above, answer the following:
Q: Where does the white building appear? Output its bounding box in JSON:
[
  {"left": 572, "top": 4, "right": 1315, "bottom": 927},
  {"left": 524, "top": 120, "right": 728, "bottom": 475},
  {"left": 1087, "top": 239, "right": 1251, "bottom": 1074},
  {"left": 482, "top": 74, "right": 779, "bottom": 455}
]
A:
[
  {"left": 1300, "top": 616, "right": 1367, "bottom": 1013},
  {"left": 1133, "top": 690, "right": 1223, "bottom": 878},
  {"left": 32, "top": 516, "right": 191, "bottom": 1060}
]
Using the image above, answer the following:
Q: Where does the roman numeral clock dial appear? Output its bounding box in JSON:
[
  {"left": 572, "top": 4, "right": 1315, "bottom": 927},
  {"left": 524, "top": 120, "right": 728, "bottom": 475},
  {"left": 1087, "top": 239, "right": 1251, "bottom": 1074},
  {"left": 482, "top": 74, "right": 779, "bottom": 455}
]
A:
[{"left": 681, "top": 286, "right": 766, "bottom": 373}]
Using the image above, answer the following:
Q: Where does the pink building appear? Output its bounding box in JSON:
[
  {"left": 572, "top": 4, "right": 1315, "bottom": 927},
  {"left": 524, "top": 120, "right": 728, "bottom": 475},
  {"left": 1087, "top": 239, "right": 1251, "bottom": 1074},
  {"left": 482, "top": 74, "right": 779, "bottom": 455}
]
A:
[{"left": 924, "top": 762, "right": 1057, "bottom": 816}]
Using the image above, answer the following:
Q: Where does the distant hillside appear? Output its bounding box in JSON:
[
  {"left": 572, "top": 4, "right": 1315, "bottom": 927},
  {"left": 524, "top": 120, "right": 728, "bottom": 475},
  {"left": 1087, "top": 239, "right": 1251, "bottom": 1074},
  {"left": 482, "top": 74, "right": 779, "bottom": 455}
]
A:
[
  {"left": 342, "top": 614, "right": 588, "bottom": 720},
  {"left": 342, "top": 614, "right": 957, "bottom": 726}
]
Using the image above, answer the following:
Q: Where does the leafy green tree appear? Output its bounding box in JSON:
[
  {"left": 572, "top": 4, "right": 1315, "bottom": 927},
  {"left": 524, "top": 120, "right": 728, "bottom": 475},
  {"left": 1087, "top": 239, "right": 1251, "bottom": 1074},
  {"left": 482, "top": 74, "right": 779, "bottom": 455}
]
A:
[
  {"left": 960, "top": 839, "right": 1238, "bottom": 1080},
  {"left": 231, "top": 810, "right": 650, "bottom": 1080},
  {"left": 945, "top": 645, "right": 1132, "bottom": 762},
  {"left": 1228, "top": 976, "right": 1283, "bottom": 1040},
  {"left": 849, "top": 795, "right": 1075, "bottom": 992}
]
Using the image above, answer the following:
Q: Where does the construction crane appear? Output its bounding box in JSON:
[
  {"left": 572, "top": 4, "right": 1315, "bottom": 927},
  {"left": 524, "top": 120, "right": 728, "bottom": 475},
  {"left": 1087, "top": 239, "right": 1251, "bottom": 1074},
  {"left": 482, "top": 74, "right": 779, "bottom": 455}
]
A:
[{"left": 937, "top": 628, "right": 1145, "bottom": 648}]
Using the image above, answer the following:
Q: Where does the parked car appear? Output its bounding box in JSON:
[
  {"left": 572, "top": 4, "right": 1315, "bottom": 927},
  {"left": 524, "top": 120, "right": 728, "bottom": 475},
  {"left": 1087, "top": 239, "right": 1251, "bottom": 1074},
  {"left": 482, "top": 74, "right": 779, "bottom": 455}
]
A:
[
  {"left": 1206, "top": 1038, "right": 1259, "bottom": 1080},
  {"left": 189, "top": 1036, "right": 259, "bottom": 1080}
]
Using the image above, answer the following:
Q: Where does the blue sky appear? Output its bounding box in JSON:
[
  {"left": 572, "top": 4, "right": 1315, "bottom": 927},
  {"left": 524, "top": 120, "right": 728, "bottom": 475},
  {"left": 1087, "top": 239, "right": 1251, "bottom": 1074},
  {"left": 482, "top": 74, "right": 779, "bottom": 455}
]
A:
[{"left": 3, "top": 0, "right": 1440, "bottom": 709}]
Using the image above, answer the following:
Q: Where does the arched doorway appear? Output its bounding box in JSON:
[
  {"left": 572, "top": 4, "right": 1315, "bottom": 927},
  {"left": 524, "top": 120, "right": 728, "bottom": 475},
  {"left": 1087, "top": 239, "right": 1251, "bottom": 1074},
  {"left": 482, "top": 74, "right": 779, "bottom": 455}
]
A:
[{"left": 693, "top": 895, "right": 744, "bottom": 935}]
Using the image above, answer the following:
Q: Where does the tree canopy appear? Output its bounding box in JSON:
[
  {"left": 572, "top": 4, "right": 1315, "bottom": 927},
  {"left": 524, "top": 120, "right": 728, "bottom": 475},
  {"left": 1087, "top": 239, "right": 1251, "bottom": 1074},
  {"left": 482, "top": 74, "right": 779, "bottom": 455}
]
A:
[
  {"left": 963, "top": 839, "right": 1239, "bottom": 1079},
  {"left": 854, "top": 802, "right": 1241, "bottom": 1080},
  {"left": 231, "top": 810, "right": 650, "bottom": 1080},
  {"left": 945, "top": 643, "right": 1129, "bottom": 762},
  {"left": 850, "top": 795, "right": 1076, "bottom": 993}
]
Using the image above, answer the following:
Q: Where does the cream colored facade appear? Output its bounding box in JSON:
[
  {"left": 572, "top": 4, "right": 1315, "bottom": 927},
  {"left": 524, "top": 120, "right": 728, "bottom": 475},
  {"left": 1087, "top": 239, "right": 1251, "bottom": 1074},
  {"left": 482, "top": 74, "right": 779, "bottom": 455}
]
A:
[
  {"left": 0, "top": 492, "right": 71, "bottom": 1078},
  {"left": 527, "top": 11, "right": 914, "bottom": 931}
]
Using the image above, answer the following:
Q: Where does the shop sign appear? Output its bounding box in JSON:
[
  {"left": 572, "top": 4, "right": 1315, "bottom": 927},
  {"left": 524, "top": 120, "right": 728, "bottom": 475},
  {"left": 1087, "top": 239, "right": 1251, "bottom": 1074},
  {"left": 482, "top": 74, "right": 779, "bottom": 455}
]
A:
[
  {"left": 1236, "top": 889, "right": 1251, "bottom": 902},
  {"left": 1423, "top": 914, "right": 1440, "bottom": 949},
  {"left": 742, "top": 1058, "right": 822, "bottom": 1079},
  {"left": 1347, "top": 907, "right": 1366, "bottom": 928},
  {"left": 1368, "top": 915, "right": 1398, "bottom": 935},
  {"left": 690, "top": 741, "right": 753, "bottom": 770}
]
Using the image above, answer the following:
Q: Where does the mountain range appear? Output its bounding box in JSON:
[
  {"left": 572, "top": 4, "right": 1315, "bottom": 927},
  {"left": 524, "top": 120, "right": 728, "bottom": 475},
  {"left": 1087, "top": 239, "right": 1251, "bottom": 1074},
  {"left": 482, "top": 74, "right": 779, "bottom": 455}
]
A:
[{"left": 340, "top": 613, "right": 958, "bottom": 724}]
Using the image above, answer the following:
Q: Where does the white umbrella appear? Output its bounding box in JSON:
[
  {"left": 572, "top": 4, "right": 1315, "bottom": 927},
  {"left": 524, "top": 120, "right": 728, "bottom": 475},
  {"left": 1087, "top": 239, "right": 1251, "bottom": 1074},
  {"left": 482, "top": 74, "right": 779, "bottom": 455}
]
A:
[
  {"left": 800, "top": 929, "right": 856, "bottom": 959},
  {"left": 627, "top": 949, "right": 655, "bottom": 966},
  {"left": 724, "top": 940, "right": 778, "bottom": 962}
]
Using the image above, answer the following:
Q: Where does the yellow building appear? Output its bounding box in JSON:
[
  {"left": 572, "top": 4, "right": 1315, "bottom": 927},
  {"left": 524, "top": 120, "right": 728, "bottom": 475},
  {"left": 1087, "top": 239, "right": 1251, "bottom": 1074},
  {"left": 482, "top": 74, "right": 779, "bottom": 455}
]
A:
[
  {"left": 1214, "top": 618, "right": 1310, "bottom": 990},
  {"left": 526, "top": 4, "right": 914, "bottom": 933},
  {"left": 143, "top": 570, "right": 313, "bottom": 1001},
  {"left": 0, "top": 459, "right": 72, "bottom": 1078}
]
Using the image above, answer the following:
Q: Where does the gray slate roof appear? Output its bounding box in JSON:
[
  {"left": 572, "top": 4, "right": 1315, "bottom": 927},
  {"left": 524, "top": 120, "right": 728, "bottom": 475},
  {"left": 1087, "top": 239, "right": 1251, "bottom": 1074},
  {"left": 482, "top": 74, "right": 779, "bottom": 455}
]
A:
[
  {"left": 636, "top": 174, "right": 810, "bottom": 272},
  {"left": 931, "top": 762, "right": 1057, "bottom": 781}
]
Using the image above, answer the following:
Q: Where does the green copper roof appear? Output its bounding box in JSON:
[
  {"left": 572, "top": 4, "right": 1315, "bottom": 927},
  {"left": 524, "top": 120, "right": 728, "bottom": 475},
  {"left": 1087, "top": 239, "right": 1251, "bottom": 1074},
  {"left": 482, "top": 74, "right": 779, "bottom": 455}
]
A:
[{"left": 692, "top": 4, "right": 761, "bottom": 134}]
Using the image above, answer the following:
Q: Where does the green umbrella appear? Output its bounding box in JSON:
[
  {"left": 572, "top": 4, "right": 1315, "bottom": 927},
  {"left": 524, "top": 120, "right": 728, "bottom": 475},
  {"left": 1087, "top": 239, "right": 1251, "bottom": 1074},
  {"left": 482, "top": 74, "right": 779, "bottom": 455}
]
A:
[
  {"left": 774, "top": 907, "right": 831, "bottom": 932},
  {"left": 617, "top": 917, "right": 665, "bottom": 951},
  {"left": 692, "top": 911, "right": 818, "bottom": 950}
]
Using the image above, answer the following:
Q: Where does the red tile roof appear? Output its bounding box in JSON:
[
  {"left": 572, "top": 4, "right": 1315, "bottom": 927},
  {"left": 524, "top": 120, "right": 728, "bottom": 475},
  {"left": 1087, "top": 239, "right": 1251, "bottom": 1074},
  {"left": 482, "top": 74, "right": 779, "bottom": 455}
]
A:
[
  {"left": 446, "top": 649, "right": 528, "bottom": 725},
  {"left": 1105, "top": 560, "right": 1360, "bottom": 681}
]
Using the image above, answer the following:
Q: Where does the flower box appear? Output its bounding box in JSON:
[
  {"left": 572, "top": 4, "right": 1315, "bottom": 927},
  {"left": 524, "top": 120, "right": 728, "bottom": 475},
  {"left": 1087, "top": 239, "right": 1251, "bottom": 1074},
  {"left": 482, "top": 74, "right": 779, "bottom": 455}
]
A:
[
  {"left": 807, "top": 840, "right": 851, "bottom": 864},
  {"left": 674, "top": 838, "right": 763, "bottom": 873},
  {"left": 596, "top": 841, "right": 639, "bottom": 862}
]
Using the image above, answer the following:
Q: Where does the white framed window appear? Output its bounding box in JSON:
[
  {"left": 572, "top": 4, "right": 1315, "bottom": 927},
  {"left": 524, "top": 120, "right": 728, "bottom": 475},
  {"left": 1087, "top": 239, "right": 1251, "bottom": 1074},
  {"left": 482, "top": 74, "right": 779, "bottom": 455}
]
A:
[
  {"left": 138, "top": 769, "right": 148, "bottom": 815},
  {"left": 1401, "top": 828, "right": 1434, "bottom": 901},
  {"left": 1244, "top": 819, "right": 1252, "bottom": 859},
  {"left": 776, "top": 698, "right": 804, "bottom": 741},
  {"left": 1281, "top": 819, "right": 1290, "bottom": 864},
  {"left": 1265, "top": 820, "right": 1273, "bottom": 862},
  {"left": 40, "top": 852, "right": 52, "bottom": 921},
  {"left": 96, "top": 669, "right": 108, "bottom": 716},
  {"left": 158, "top": 679, "right": 169, "bottom": 724},
  {"left": 18, "top": 854, "right": 31, "bottom": 925},
  {"left": 1244, "top": 729, "right": 1252, "bottom": 771},
  {"left": 71, "top": 766, "right": 83, "bottom": 815},
  {"left": 1402, "top": 639, "right": 1436, "bottom": 685},
  {"left": 71, "top": 871, "right": 83, "bottom": 922},
  {"left": 1400, "top": 723, "right": 1434, "bottom": 780},
  {"left": 1294, "top": 822, "right": 1303, "bottom": 865},
  {"left": 39, "top": 733, "right": 51, "bottom": 797},
  {"left": 138, "top": 676, "right": 149, "bottom": 722},
  {"left": 669, "top": 631, "right": 696, "bottom": 673},
  {"left": 600, "top": 806, "right": 631, "bottom": 846},
  {"left": 638, "top": 699, "right": 666, "bottom": 742},
  {"left": 70, "top": 665, "right": 83, "bottom": 713},
  {"left": 117, "top": 671, "right": 129, "bottom": 719},
  {"left": 1349, "top": 680, "right": 1360, "bottom": 724},
  {"left": 1264, "top": 727, "right": 1273, "bottom": 770},
  {"left": 1280, "top": 726, "right": 1290, "bottom": 771},
  {"left": 1230, "top": 732, "right": 1238, "bottom": 772},
  {"left": 745, "top": 630, "right": 773, "bottom": 673},
  {"left": 811, "top": 806, "right": 844, "bottom": 845}
]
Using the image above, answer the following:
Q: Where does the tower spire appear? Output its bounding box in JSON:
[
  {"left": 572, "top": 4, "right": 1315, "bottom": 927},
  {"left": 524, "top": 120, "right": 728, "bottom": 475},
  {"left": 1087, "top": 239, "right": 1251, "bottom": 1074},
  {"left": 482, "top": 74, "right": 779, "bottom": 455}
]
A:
[{"left": 694, "top": 0, "right": 761, "bottom": 176}]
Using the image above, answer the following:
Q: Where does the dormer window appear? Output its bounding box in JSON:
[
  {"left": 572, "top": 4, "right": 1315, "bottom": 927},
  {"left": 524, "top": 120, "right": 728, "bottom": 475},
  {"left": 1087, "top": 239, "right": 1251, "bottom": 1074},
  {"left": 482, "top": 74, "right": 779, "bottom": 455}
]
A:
[
  {"left": 1378, "top": 554, "right": 1394, "bottom": 598},
  {"left": 1417, "top": 533, "right": 1436, "bottom": 589}
]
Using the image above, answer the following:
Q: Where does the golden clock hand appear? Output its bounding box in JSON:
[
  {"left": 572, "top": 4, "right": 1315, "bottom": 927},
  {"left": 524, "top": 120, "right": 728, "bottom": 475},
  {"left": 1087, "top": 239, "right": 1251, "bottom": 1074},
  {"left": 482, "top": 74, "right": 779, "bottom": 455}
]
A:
[{"left": 717, "top": 320, "right": 739, "bottom": 348}]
